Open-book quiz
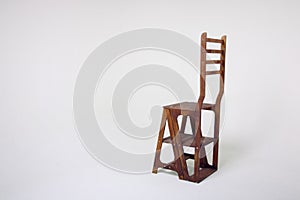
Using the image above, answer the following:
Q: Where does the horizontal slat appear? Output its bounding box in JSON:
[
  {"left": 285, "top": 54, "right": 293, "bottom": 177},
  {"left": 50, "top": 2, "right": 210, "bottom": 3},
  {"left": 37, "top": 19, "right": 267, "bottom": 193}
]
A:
[
  {"left": 202, "top": 103, "right": 214, "bottom": 110},
  {"left": 206, "top": 71, "right": 220, "bottom": 75},
  {"left": 206, "top": 60, "right": 223, "bottom": 64},
  {"left": 206, "top": 49, "right": 223, "bottom": 54},
  {"left": 206, "top": 38, "right": 224, "bottom": 44}
]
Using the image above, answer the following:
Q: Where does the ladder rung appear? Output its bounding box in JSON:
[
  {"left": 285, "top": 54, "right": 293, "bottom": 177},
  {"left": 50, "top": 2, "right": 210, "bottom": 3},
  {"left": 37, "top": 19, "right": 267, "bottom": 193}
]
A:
[
  {"left": 206, "top": 49, "right": 223, "bottom": 54},
  {"left": 206, "top": 71, "right": 221, "bottom": 75},
  {"left": 206, "top": 60, "right": 223, "bottom": 64},
  {"left": 206, "top": 38, "right": 224, "bottom": 44},
  {"left": 163, "top": 133, "right": 216, "bottom": 147}
]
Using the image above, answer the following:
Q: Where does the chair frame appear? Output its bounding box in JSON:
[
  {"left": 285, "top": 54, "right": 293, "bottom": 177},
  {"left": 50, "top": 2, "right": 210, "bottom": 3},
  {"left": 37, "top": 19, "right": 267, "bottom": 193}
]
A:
[{"left": 152, "top": 32, "right": 227, "bottom": 183}]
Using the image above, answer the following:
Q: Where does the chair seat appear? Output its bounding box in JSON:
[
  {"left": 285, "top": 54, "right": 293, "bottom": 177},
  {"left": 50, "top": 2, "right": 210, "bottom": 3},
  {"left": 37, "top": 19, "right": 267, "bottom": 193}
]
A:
[{"left": 163, "top": 102, "right": 214, "bottom": 112}]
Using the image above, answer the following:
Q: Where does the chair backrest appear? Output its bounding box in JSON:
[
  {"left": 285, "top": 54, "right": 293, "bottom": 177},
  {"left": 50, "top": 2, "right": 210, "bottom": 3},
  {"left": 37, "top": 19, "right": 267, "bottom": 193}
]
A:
[{"left": 198, "top": 32, "right": 227, "bottom": 108}]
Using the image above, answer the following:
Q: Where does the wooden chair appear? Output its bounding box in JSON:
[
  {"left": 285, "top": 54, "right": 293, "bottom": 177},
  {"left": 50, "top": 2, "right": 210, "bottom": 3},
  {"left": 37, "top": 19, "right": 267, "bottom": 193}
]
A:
[{"left": 152, "top": 32, "right": 227, "bottom": 183}]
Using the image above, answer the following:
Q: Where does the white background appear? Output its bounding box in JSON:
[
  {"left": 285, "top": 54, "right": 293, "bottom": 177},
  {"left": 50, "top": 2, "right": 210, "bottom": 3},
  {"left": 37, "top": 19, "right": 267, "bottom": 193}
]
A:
[{"left": 1, "top": 0, "right": 300, "bottom": 199}]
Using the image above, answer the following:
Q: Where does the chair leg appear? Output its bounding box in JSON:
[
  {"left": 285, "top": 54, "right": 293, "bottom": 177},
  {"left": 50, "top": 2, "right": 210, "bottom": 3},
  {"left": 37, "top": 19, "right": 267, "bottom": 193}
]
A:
[
  {"left": 152, "top": 109, "right": 167, "bottom": 174},
  {"left": 189, "top": 115, "right": 196, "bottom": 135},
  {"left": 212, "top": 141, "right": 219, "bottom": 169},
  {"left": 212, "top": 109, "right": 220, "bottom": 169},
  {"left": 193, "top": 114, "right": 201, "bottom": 179},
  {"left": 167, "top": 111, "right": 189, "bottom": 180},
  {"left": 200, "top": 146, "right": 210, "bottom": 168},
  {"left": 190, "top": 115, "right": 209, "bottom": 167},
  {"left": 179, "top": 115, "right": 187, "bottom": 133}
]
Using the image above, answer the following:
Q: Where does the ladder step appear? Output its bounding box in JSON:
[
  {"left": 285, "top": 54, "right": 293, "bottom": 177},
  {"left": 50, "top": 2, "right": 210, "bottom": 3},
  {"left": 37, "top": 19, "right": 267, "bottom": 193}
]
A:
[
  {"left": 206, "top": 38, "right": 224, "bottom": 44},
  {"left": 163, "top": 133, "right": 216, "bottom": 147},
  {"left": 206, "top": 49, "right": 223, "bottom": 54},
  {"left": 206, "top": 60, "right": 223, "bottom": 64},
  {"left": 206, "top": 71, "right": 221, "bottom": 75}
]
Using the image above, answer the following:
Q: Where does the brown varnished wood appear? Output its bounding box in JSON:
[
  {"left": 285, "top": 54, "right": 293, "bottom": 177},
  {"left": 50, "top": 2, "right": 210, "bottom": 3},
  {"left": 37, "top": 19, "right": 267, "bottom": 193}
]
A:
[
  {"left": 206, "top": 37, "right": 224, "bottom": 44},
  {"left": 152, "top": 32, "right": 227, "bottom": 183},
  {"left": 190, "top": 115, "right": 209, "bottom": 168},
  {"left": 206, "top": 70, "right": 221, "bottom": 75},
  {"left": 206, "top": 49, "right": 223, "bottom": 54},
  {"left": 162, "top": 133, "right": 217, "bottom": 147},
  {"left": 152, "top": 109, "right": 167, "bottom": 174},
  {"left": 212, "top": 35, "right": 226, "bottom": 169},
  {"left": 179, "top": 115, "right": 187, "bottom": 133},
  {"left": 169, "top": 112, "right": 189, "bottom": 180},
  {"left": 206, "top": 60, "right": 223, "bottom": 64},
  {"left": 163, "top": 102, "right": 215, "bottom": 113},
  {"left": 165, "top": 109, "right": 184, "bottom": 179}
]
